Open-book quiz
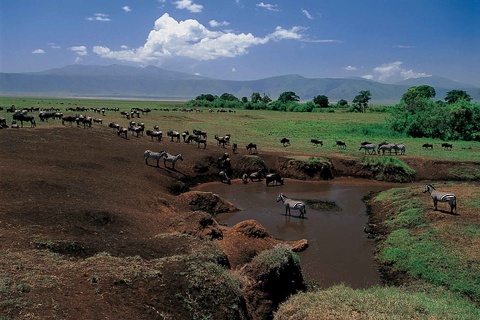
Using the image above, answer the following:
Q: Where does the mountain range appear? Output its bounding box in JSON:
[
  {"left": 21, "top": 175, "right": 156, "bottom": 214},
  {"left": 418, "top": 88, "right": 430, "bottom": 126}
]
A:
[{"left": 1, "top": 64, "right": 479, "bottom": 104}]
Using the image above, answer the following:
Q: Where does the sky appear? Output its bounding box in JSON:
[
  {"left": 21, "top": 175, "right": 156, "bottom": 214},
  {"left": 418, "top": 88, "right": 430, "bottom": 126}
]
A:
[{"left": 1, "top": 0, "right": 479, "bottom": 86}]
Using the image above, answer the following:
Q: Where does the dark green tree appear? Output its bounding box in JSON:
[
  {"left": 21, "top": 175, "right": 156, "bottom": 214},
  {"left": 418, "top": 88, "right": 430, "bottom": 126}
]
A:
[
  {"left": 251, "top": 92, "right": 262, "bottom": 103},
  {"left": 445, "top": 90, "right": 472, "bottom": 104},
  {"left": 401, "top": 85, "right": 436, "bottom": 106},
  {"left": 220, "top": 93, "right": 239, "bottom": 101},
  {"left": 313, "top": 95, "right": 329, "bottom": 108},
  {"left": 262, "top": 94, "right": 272, "bottom": 104},
  {"left": 195, "top": 94, "right": 216, "bottom": 102},
  {"left": 337, "top": 99, "right": 348, "bottom": 108},
  {"left": 278, "top": 91, "right": 300, "bottom": 103},
  {"left": 352, "top": 90, "right": 371, "bottom": 113},
  {"left": 241, "top": 97, "right": 248, "bottom": 103}
]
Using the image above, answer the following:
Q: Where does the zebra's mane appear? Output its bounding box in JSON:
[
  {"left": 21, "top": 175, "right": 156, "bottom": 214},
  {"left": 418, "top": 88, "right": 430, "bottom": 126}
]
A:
[{"left": 427, "top": 184, "right": 436, "bottom": 190}]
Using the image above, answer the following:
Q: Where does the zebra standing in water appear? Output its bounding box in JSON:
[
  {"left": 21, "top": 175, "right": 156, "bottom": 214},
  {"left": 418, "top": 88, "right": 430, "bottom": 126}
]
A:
[
  {"left": 423, "top": 184, "right": 457, "bottom": 213},
  {"left": 276, "top": 193, "right": 306, "bottom": 218}
]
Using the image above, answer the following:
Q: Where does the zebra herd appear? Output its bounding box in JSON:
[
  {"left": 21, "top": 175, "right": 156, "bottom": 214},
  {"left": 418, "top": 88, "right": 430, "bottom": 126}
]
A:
[{"left": 144, "top": 150, "right": 183, "bottom": 169}]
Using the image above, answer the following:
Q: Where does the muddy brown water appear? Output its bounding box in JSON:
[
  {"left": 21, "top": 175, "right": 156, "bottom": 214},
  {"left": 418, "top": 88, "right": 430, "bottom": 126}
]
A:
[{"left": 194, "top": 177, "right": 402, "bottom": 289}]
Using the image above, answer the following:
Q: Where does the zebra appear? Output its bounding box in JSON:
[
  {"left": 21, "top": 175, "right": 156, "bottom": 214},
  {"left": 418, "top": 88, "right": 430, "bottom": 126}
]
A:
[
  {"left": 276, "top": 193, "right": 306, "bottom": 218},
  {"left": 393, "top": 144, "right": 406, "bottom": 155},
  {"left": 422, "top": 184, "right": 457, "bottom": 214},
  {"left": 359, "top": 143, "right": 377, "bottom": 155},
  {"left": 144, "top": 150, "right": 166, "bottom": 167},
  {"left": 163, "top": 153, "right": 183, "bottom": 170},
  {"left": 378, "top": 143, "right": 396, "bottom": 155}
]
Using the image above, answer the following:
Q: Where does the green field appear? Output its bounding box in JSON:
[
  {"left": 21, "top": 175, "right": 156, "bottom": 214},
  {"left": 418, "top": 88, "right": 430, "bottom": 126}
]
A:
[{"left": 2, "top": 96, "right": 480, "bottom": 162}]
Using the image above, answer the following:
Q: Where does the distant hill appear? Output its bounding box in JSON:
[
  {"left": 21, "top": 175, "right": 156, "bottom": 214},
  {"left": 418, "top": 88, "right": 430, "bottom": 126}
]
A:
[{"left": 1, "top": 64, "right": 479, "bottom": 104}]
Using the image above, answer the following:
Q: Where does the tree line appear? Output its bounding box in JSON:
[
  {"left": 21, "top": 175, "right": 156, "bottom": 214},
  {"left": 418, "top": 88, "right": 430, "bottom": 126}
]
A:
[
  {"left": 187, "top": 87, "right": 479, "bottom": 141},
  {"left": 186, "top": 90, "right": 372, "bottom": 112}
]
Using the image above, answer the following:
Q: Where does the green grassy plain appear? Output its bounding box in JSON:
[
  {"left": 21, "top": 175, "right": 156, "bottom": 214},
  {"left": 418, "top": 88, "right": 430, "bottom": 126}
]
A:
[{"left": 1, "top": 96, "right": 480, "bottom": 162}]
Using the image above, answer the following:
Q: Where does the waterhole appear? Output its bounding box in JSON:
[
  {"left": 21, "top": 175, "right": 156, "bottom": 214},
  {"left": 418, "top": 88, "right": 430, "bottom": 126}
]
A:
[{"left": 194, "top": 177, "right": 400, "bottom": 289}]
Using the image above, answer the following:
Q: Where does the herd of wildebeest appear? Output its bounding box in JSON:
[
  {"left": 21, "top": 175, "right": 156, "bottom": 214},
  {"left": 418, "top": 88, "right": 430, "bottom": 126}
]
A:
[{"left": 0, "top": 105, "right": 460, "bottom": 218}]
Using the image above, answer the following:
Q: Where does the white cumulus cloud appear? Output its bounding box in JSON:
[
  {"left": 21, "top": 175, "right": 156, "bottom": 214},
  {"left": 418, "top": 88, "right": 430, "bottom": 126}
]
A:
[
  {"left": 362, "top": 74, "right": 374, "bottom": 80},
  {"left": 209, "top": 20, "right": 230, "bottom": 27},
  {"left": 69, "top": 46, "right": 88, "bottom": 56},
  {"left": 373, "top": 61, "right": 430, "bottom": 81},
  {"left": 122, "top": 6, "right": 132, "bottom": 13},
  {"left": 93, "top": 13, "right": 308, "bottom": 64},
  {"left": 175, "top": 0, "right": 203, "bottom": 13},
  {"left": 32, "top": 49, "right": 45, "bottom": 54},
  {"left": 86, "top": 13, "right": 111, "bottom": 22},
  {"left": 345, "top": 65, "right": 357, "bottom": 71}
]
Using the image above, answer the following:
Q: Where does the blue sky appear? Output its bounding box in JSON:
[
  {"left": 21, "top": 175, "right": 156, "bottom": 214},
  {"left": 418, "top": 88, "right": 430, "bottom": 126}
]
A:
[{"left": 1, "top": 0, "right": 479, "bottom": 86}]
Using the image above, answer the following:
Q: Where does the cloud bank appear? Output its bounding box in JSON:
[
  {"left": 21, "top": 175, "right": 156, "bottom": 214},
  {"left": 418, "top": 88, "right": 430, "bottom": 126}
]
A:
[{"left": 93, "top": 13, "right": 306, "bottom": 64}]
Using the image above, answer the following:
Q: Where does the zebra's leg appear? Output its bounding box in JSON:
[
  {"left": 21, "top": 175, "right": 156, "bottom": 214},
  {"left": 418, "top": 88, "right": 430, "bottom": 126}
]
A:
[{"left": 433, "top": 198, "right": 438, "bottom": 210}]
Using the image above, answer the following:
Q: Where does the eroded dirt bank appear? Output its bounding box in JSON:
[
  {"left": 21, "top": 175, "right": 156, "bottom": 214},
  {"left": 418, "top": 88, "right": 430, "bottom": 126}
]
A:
[{"left": 1, "top": 127, "right": 475, "bottom": 319}]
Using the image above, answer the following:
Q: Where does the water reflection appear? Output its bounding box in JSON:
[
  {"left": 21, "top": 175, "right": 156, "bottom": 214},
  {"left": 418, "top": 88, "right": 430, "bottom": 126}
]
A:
[{"left": 193, "top": 177, "right": 399, "bottom": 289}]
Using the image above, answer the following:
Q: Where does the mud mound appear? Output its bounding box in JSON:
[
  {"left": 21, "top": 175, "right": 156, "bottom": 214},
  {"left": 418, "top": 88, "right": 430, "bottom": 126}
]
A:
[
  {"left": 231, "top": 219, "right": 271, "bottom": 238},
  {"left": 179, "top": 190, "right": 239, "bottom": 214},
  {"left": 173, "top": 211, "right": 224, "bottom": 240}
]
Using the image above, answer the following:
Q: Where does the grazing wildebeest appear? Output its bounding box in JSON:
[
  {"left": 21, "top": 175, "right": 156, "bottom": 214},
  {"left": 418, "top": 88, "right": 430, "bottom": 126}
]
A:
[
  {"left": 167, "top": 130, "right": 181, "bottom": 142},
  {"left": 117, "top": 127, "right": 128, "bottom": 139},
  {"left": 246, "top": 143, "right": 257, "bottom": 154},
  {"left": 336, "top": 140, "right": 347, "bottom": 149},
  {"left": 442, "top": 142, "right": 453, "bottom": 150},
  {"left": 13, "top": 112, "right": 36, "bottom": 128},
  {"left": 280, "top": 138, "right": 291, "bottom": 147},
  {"left": 146, "top": 130, "right": 163, "bottom": 141},
  {"left": 311, "top": 139, "right": 323, "bottom": 147},
  {"left": 232, "top": 143, "right": 238, "bottom": 154},
  {"left": 422, "top": 143, "right": 434, "bottom": 150},
  {"left": 266, "top": 173, "right": 284, "bottom": 186},
  {"left": 423, "top": 184, "right": 457, "bottom": 214}
]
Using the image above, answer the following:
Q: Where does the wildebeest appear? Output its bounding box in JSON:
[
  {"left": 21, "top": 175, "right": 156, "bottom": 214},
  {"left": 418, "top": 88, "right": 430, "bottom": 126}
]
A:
[
  {"left": 13, "top": 112, "right": 36, "bottom": 128},
  {"left": 422, "top": 143, "right": 434, "bottom": 150},
  {"left": 336, "top": 140, "right": 347, "bottom": 149},
  {"left": 311, "top": 139, "right": 323, "bottom": 147},
  {"left": 266, "top": 173, "right": 284, "bottom": 186},
  {"left": 246, "top": 143, "right": 257, "bottom": 154},
  {"left": 442, "top": 142, "right": 453, "bottom": 150},
  {"left": 167, "top": 130, "right": 181, "bottom": 142},
  {"left": 249, "top": 168, "right": 265, "bottom": 182},
  {"left": 219, "top": 170, "right": 231, "bottom": 184},
  {"left": 280, "top": 138, "right": 290, "bottom": 147}
]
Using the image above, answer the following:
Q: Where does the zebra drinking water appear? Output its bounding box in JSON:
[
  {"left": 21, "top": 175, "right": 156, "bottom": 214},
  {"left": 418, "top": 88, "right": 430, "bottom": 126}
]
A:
[
  {"left": 422, "top": 184, "right": 457, "bottom": 214},
  {"left": 276, "top": 193, "right": 306, "bottom": 218}
]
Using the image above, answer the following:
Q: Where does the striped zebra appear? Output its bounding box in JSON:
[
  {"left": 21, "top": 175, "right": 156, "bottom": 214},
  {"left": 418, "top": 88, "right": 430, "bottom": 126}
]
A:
[
  {"left": 144, "top": 150, "right": 166, "bottom": 167},
  {"left": 276, "top": 193, "right": 306, "bottom": 218},
  {"left": 422, "top": 184, "right": 457, "bottom": 214},
  {"left": 163, "top": 152, "right": 183, "bottom": 169}
]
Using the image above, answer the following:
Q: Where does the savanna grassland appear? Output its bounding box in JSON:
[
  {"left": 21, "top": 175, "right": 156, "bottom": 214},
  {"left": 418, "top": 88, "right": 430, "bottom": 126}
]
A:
[{"left": 1, "top": 96, "right": 480, "bottom": 319}]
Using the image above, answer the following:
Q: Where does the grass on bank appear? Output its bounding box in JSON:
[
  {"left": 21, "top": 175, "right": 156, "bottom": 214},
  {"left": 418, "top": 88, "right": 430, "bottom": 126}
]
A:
[
  {"left": 375, "top": 185, "right": 480, "bottom": 304},
  {"left": 1, "top": 96, "right": 480, "bottom": 162}
]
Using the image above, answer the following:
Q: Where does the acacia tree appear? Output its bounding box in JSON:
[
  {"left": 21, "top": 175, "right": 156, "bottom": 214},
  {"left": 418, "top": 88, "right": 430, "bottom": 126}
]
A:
[
  {"left": 445, "top": 90, "right": 472, "bottom": 104},
  {"left": 251, "top": 92, "right": 262, "bottom": 103},
  {"left": 313, "top": 95, "right": 329, "bottom": 108},
  {"left": 401, "top": 85, "right": 436, "bottom": 112},
  {"left": 352, "top": 90, "right": 371, "bottom": 113},
  {"left": 278, "top": 91, "right": 300, "bottom": 103}
]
